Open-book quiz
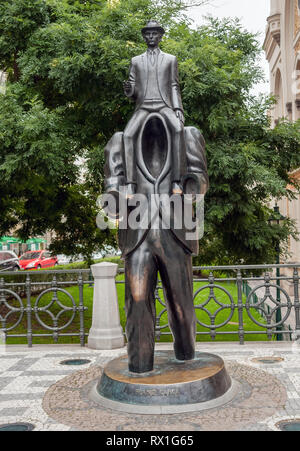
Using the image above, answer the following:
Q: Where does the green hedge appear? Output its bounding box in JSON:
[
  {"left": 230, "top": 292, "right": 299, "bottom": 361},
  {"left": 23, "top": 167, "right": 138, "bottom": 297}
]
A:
[
  {"left": 53, "top": 256, "right": 123, "bottom": 271},
  {"left": 0, "top": 257, "right": 124, "bottom": 297}
]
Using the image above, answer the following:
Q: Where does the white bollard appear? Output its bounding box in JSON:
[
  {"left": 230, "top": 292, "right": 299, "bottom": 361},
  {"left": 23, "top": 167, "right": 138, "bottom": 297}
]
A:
[
  {"left": 0, "top": 331, "right": 6, "bottom": 354},
  {"left": 88, "top": 262, "right": 124, "bottom": 349}
]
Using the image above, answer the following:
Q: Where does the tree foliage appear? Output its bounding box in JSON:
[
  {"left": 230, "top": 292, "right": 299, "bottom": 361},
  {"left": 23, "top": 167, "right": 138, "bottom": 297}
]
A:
[{"left": 0, "top": 0, "right": 300, "bottom": 263}]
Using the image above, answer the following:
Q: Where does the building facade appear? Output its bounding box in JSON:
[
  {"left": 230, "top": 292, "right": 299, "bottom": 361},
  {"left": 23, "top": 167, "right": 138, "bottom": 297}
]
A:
[{"left": 264, "top": 0, "right": 300, "bottom": 265}]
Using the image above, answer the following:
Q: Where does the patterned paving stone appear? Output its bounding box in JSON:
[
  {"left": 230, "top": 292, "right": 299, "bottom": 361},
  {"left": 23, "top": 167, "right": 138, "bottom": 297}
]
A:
[
  {"left": 0, "top": 378, "right": 15, "bottom": 391},
  {"left": 0, "top": 343, "right": 299, "bottom": 431},
  {"left": 42, "top": 361, "right": 287, "bottom": 431},
  {"left": 29, "top": 380, "right": 58, "bottom": 388},
  {"left": 0, "top": 355, "right": 25, "bottom": 359},
  {"left": 0, "top": 407, "right": 28, "bottom": 417},
  {"left": 6, "top": 358, "right": 40, "bottom": 372},
  {"left": 20, "top": 370, "right": 75, "bottom": 376},
  {"left": 0, "top": 393, "right": 43, "bottom": 401}
]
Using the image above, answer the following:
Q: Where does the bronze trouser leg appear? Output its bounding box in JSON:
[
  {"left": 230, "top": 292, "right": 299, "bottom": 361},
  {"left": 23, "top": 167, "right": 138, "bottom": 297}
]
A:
[
  {"left": 123, "top": 109, "right": 149, "bottom": 185},
  {"left": 156, "top": 229, "right": 196, "bottom": 360},
  {"left": 159, "top": 107, "right": 187, "bottom": 183},
  {"left": 125, "top": 237, "right": 158, "bottom": 373},
  {"left": 125, "top": 229, "right": 196, "bottom": 373}
]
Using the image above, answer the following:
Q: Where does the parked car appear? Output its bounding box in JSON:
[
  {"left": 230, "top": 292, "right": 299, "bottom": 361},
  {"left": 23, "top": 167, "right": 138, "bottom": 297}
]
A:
[
  {"left": 73, "top": 254, "right": 84, "bottom": 263},
  {"left": 92, "top": 252, "right": 103, "bottom": 260},
  {"left": 0, "top": 251, "right": 20, "bottom": 272},
  {"left": 56, "top": 254, "right": 85, "bottom": 265},
  {"left": 19, "top": 250, "right": 58, "bottom": 270},
  {"left": 102, "top": 246, "right": 121, "bottom": 257},
  {"left": 56, "top": 254, "right": 72, "bottom": 265}
]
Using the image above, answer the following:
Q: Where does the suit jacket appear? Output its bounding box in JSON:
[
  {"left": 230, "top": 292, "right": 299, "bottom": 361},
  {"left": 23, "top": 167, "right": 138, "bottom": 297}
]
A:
[
  {"left": 126, "top": 51, "right": 184, "bottom": 112},
  {"left": 104, "top": 121, "right": 209, "bottom": 258}
]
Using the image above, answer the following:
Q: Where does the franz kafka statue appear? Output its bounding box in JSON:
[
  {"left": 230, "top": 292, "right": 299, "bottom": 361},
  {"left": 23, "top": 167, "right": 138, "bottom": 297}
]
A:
[{"left": 104, "top": 20, "right": 209, "bottom": 373}]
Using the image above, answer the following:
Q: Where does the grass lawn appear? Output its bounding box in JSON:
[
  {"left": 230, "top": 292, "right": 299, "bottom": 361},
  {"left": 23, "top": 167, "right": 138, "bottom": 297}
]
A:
[{"left": 3, "top": 274, "right": 271, "bottom": 345}]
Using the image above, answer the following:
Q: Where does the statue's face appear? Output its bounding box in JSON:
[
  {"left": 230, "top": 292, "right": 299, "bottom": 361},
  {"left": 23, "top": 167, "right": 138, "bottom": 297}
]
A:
[{"left": 143, "top": 30, "right": 162, "bottom": 48}]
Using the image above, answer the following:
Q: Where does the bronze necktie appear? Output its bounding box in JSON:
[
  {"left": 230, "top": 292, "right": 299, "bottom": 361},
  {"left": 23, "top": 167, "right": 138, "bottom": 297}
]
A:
[{"left": 149, "top": 51, "right": 155, "bottom": 66}]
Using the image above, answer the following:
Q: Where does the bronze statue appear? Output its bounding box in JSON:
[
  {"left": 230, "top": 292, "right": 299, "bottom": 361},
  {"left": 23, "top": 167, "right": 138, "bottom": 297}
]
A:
[
  {"left": 104, "top": 20, "right": 209, "bottom": 373},
  {"left": 123, "top": 20, "right": 185, "bottom": 198}
]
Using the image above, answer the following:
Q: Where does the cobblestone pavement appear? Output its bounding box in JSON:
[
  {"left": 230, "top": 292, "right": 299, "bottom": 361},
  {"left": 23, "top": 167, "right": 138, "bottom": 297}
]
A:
[{"left": 0, "top": 342, "right": 300, "bottom": 431}]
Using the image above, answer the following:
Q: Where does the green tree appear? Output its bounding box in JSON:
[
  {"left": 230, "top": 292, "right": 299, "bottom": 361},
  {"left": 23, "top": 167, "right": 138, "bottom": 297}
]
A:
[
  {"left": 166, "top": 17, "right": 300, "bottom": 265},
  {"left": 0, "top": 0, "right": 299, "bottom": 264}
]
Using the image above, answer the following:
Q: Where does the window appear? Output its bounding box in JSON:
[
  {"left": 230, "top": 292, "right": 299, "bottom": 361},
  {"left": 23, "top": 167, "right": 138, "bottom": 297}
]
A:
[
  {"left": 0, "top": 252, "right": 12, "bottom": 261},
  {"left": 20, "top": 252, "right": 41, "bottom": 260}
]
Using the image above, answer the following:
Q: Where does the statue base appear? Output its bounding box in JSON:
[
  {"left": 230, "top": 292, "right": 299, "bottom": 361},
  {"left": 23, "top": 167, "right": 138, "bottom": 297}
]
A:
[{"left": 91, "top": 351, "right": 237, "bottom": 414}]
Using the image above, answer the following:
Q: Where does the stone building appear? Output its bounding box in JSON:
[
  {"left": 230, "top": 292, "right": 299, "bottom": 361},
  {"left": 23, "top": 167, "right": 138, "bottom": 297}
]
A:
[{"left": 264, "top": 0, "right": 300, "bottom": 265}]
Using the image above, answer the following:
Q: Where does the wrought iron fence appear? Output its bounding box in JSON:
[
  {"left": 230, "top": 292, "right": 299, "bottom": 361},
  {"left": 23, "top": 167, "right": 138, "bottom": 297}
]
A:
[
  {"left": 0, "top": 264, "right": 300, "bottom": 346},
  {"left": 0, "top": 270, "right": 91, "bottom": 346},
  {"left": 149, "top": 264, "right": 300, "bottom": 343}
]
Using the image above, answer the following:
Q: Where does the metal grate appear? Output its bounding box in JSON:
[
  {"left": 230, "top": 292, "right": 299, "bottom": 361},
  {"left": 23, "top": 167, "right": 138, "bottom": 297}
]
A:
[
  {"left": 276, "top": 420, "right": 300, "bottom": 431},
  {"left": 59, "top": 359, "right": 91, "bottom": 366},
  {"left": 0, "top": 422, "right": 35, "bottom": 431}
]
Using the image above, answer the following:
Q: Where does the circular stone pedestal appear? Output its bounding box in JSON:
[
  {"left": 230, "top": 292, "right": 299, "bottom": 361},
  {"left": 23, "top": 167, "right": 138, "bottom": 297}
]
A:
[{"left": 92, "top": 351, "right": 236, "bottom": 414}]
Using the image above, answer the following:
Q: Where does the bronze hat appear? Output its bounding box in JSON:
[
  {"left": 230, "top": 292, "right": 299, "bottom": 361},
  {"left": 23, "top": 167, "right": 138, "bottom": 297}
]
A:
[{"left": 141, "top": 20, "right": 165, "bottom": 35}]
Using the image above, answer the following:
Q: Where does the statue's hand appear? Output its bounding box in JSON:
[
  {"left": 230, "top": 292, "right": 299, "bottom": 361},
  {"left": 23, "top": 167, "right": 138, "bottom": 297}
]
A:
[
  {"left": 123, "top": 80, "right": 133, "bottom": 97},
  {"left": 175, "top": 109, "right": 185, "bottom": 124}
]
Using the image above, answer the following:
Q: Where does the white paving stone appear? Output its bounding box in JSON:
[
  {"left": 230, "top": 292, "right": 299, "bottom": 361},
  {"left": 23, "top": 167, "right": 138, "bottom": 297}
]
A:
[
  {"left": 0, "top": 371, "right": 23, "bottom": 378},
  {"left": 0, "top": 358, "right": 22, "bottom": 372},
  {"left": 0, "top": 342, "right": 299, "bottom": 431}
]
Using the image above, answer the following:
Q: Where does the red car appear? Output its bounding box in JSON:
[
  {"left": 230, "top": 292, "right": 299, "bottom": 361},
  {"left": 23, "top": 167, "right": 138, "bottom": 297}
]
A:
[{"left": 19, "top": 250, "right": 58, "bottom": 270}]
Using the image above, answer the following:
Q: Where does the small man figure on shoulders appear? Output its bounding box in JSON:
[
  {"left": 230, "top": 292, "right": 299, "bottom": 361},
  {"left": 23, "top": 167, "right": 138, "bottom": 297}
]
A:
[{"left": 123, "top": 20, "right": 186, "bottom": 198}]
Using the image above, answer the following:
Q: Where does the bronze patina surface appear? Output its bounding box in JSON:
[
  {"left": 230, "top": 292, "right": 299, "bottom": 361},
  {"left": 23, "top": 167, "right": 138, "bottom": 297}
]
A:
[
  {"left": 104, "top": 20, "right": 209, "bottom": 373},
  {"left": 103, "top": 352, "right": 224, "bottom": 385},
  {"left": 97, "top": 351, "right": 231, "bottom": 407}
]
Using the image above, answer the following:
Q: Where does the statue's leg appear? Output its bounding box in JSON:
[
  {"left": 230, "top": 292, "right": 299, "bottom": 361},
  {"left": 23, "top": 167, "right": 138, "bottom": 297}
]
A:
[
  {"left": 159, "top": 107, "right": 187, "bottom": 189},
  {"left": 157, "top": 230, "right": 196, "bottom": 361},
  {"left": 124, "top": 238, "right": 158, "bottom": 373},
  {"left": 123, "top": 109, "right": 149, "bottom": 187}
]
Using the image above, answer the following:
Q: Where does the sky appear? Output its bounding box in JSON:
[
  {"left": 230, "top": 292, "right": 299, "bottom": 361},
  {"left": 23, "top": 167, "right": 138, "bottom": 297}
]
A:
[{"left": 187, "top": 0, "right": 271, "bottom": 95}]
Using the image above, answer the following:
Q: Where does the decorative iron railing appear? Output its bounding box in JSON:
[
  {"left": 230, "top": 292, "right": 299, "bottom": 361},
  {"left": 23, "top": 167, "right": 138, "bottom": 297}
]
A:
[
  {"left": 0, "top": 270, "right": 90, "bottom": 346},
  {"left": 0, "top": 264, "right": 300, "bottom": 346},
  {"left": 147, "top": 264, "right": 300, "bottom": 343}
]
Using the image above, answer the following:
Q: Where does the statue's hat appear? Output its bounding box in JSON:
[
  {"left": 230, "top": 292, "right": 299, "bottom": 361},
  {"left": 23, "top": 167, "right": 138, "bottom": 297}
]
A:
[{"left": 141, "top": 20, "right": 165, "bottom": 35}]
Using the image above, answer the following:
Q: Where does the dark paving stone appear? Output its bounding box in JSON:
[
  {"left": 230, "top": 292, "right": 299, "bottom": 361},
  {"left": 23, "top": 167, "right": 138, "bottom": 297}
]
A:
[
  {"left": 0, "top": 355, "right": 26, "bottom": 359},
  {"left": 0, "top": 378, "right": 14, "bottom": 390},
  {"left": 7, "top": 358, "right": 39, "bottom": 372},
  {"left": 0, "top": 407, "right": 28, "bottom": 417},
  {"left": 28, "top": 380, "right": 56, "bottom": 388},
  {"left": 0, "top": 393, "right": 43, "bottom": 401},
  {"left": 23, "top": 370, "right": 73, "bottom": 376}
]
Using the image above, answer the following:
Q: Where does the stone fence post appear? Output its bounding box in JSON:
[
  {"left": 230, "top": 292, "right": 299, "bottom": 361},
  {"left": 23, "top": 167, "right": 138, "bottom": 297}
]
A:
[{"left": 88, "top": 262, "right": 124, "bottom": 349}]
